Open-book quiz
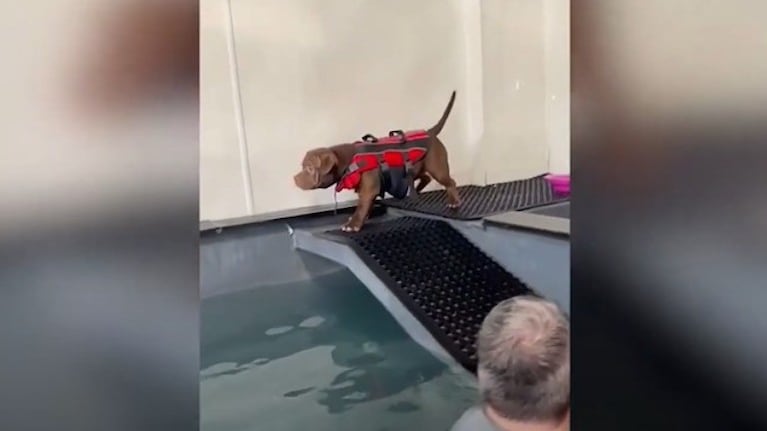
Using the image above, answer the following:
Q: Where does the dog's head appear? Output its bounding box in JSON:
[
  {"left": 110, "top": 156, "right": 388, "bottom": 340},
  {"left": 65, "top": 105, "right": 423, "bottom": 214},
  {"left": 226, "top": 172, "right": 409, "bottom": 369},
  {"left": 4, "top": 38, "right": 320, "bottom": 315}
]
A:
[{"left": 294, "top": 148, "right": 341, "bottom": 190}]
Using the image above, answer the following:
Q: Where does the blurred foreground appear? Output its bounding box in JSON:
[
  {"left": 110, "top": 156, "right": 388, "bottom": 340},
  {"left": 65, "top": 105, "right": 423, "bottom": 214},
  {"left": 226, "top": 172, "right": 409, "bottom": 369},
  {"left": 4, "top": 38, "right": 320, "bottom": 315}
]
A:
[
  {"left": 0, "top": 1, "right": 198, "bottom": 430},
  {"left": 572, "top": 1, "right": 767, "bottom": 429}
]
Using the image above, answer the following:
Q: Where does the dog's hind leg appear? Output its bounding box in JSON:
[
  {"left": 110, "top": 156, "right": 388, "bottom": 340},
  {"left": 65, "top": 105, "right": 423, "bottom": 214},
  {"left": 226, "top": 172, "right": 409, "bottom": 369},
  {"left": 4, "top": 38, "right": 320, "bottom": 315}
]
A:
[
  {"left": 433, "top": 172, "right": 460, "bottom": 208},
  {"left": 425, "top": 138, "right": 461, "bottom": 208},
  {"left": 415, "top": 173, "right": 432, "bottom": 193}
]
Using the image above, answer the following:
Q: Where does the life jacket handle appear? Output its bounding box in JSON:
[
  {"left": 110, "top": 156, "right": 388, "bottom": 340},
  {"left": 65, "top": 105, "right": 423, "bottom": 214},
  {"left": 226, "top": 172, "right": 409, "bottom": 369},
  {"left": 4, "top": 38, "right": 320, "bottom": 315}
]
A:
[
  {"left": 388, "top": 129, "right": 406, "bottom": 143},
  {"left": 361, "top": 134, "right": 378, "bottom": 143}
]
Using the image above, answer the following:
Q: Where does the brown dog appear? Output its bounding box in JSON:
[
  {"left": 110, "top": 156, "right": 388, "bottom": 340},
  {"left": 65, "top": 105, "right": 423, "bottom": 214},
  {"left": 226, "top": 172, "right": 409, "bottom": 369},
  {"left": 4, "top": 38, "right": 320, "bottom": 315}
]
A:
[{"left": 294, "top": 91, "right": 460, "bottom": 232}]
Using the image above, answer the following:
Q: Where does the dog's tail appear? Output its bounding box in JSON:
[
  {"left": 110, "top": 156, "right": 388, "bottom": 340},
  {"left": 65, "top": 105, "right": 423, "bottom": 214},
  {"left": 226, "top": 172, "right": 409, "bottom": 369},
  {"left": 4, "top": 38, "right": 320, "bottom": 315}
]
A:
[{"left": 427, "top": 90, "right": 456, "bottom": 136}]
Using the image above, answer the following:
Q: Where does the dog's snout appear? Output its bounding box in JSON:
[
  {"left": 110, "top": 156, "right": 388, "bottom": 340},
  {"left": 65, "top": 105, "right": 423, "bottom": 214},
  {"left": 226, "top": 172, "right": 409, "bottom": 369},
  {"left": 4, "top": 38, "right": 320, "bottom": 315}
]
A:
[{"left": 294, "top": 172, "right": 312, "bottom": 190}]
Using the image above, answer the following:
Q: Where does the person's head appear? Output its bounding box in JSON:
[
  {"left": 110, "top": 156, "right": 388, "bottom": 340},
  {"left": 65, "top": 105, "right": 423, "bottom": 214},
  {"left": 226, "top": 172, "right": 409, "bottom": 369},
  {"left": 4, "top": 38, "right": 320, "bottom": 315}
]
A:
[{"left": 477, "top": 295, "right": 570, "bottom": 426}]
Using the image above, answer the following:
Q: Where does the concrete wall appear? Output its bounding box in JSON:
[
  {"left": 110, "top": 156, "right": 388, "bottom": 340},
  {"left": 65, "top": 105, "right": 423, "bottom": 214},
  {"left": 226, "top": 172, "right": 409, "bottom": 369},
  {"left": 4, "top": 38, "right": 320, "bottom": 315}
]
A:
[{"left": 201, "top": 0, "right": 570, "bottom": 223}]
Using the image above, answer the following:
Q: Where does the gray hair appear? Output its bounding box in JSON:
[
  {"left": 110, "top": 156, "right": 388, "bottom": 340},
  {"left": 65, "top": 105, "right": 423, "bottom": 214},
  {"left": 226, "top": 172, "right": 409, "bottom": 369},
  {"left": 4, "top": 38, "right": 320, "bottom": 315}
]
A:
[{"left": 476, "top": 295, "right": 570, "bottom": 422}]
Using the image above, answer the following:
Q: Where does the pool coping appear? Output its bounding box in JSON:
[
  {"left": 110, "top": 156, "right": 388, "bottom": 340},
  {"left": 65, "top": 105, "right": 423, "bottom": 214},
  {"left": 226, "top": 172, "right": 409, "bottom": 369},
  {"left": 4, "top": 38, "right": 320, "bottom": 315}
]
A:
[
  {"left": 199, "top": 197, "right": 571, "bottom": 236},
  {"left": 483, "top": 210, "right": 570, "bottom": 237}
]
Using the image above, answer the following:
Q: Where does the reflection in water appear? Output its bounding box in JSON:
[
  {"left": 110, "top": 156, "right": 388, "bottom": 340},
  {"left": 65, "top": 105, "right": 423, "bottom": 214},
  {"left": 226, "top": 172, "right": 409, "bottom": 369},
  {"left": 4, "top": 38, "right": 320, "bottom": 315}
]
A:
[
  {"left": 283, "top": 387, "right": 315, "bottom": 398},
  {"left": 201, "top": 269, "right": 476, "bottom": 431},
  {"left": 299, "top": 316, "right": 326, "bottom": 328},
  {"left": 264, "top": 325, "right": 294, "bottom": 336}
]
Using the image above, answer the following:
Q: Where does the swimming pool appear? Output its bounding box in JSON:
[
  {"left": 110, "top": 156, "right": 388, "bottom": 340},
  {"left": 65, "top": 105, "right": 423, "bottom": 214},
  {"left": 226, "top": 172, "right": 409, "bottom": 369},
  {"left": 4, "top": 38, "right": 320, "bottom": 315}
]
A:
[
  {"left": 200, "top": 204, "right": 569, "bottom": 430},
  {"left": 200, "top": 214, "right": 478, "bottom": 431}
]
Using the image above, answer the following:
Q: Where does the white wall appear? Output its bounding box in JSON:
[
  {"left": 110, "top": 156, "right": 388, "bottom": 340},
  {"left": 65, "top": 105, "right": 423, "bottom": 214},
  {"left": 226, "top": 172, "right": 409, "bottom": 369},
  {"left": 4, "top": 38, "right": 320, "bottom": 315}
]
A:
[
  {"left": 543, "top": 0, "right": 570, "bottom": 175},
  {"left": 201, "top": 0, "right": 570, "bottom": 223},
  {"left": 201, "top": 0, "right": 252, "bottom": 219}
]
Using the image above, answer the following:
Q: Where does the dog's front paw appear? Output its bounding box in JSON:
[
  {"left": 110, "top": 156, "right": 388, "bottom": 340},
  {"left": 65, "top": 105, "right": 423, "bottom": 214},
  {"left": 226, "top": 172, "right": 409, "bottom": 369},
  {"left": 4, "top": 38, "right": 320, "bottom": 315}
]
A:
[
  {"left": 341, "top": 217, "right": 364, "bottom": 233},
  {"left": 446, "top": 189, "right": 461, "bottom": 209},
  {"left": 447, "top": 197, "right": 461, "bottom": 209}
]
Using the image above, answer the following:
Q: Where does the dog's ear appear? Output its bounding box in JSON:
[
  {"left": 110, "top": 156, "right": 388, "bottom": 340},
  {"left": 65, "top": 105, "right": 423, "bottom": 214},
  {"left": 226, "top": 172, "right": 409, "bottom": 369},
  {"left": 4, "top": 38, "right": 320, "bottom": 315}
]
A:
[{"left": 317, "top": 150, "right": 339, "bottom": 175}]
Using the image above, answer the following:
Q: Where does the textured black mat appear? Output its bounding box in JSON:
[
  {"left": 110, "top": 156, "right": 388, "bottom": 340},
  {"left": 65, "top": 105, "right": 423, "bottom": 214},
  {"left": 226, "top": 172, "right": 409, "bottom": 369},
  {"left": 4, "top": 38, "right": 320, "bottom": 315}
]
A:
[
  {"left": 321, "top": 216, "right": 533, "bottom": 373},
  {"left": 380, "top": 174, "right": 567, "bottom": 220}
]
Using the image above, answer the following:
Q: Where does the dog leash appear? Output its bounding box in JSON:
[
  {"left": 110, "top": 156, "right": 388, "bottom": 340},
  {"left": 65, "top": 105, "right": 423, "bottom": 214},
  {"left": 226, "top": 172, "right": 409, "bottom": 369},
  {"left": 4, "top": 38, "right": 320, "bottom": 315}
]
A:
[{"left": 333, "top": 189, "right": 338, "bottom": 215}]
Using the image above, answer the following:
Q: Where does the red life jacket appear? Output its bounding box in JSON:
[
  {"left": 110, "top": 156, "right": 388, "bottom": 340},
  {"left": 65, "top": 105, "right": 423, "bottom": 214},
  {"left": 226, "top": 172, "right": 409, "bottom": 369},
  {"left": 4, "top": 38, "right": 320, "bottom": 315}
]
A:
[{"left": 335, "top": 129, "right": 430, "bottom": 192}]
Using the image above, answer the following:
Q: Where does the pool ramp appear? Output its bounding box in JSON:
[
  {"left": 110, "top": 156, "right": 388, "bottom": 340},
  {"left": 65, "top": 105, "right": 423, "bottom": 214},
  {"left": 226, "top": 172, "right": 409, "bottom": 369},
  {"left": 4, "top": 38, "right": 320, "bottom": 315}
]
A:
[
  {"left": 380, "top": 174, "right": 567, "bottom": 220},
  {"left": 292, "top": 216, "right": 534, "bottom": 374}
]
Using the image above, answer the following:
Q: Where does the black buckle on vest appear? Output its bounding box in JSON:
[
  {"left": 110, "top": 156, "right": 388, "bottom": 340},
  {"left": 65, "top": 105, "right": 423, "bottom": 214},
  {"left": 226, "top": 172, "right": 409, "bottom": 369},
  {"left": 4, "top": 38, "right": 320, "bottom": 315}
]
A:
[
  {"left": 388, "top": 130, "right": 405, "bottom": 143},
  {"left": 362, "top": 134, "right": 378, "bottom": 143},
  {"left": 377, "top": 154, "right": 389, "bottom": 172}
]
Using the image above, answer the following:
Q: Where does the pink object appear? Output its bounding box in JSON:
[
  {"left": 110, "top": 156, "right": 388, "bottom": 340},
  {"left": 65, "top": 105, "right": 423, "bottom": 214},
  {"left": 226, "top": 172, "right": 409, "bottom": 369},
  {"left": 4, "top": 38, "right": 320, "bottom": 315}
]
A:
[{"left": 544, "top": 174, "right": 570, "bottom": 197}]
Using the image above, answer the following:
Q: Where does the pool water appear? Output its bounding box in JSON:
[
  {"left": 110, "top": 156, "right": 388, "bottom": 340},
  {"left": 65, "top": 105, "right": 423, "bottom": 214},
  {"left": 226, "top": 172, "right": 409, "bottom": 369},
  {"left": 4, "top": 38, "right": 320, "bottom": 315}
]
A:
[{"left": 201, "top": 268, "right": 478, "bottom": 431}]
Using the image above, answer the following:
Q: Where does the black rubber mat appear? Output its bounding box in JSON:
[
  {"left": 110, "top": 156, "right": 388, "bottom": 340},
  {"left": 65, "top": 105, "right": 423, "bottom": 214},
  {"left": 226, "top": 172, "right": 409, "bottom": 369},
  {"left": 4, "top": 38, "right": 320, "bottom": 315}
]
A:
[
  {"left": 321, "top": 216, "right": 533, "bottom": 373},
  {"left": 380, "top": 174, "right": 567, "bottom": 220}
]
